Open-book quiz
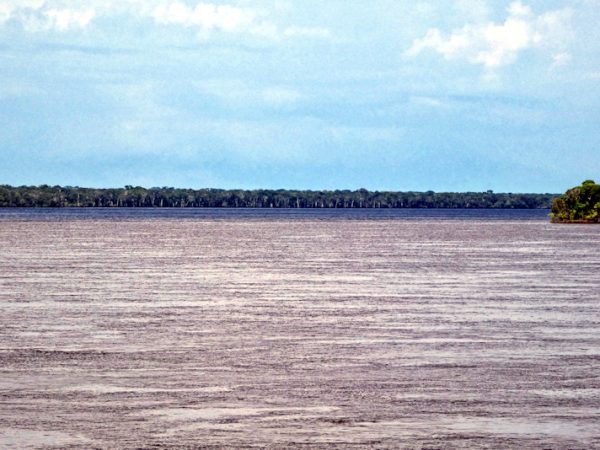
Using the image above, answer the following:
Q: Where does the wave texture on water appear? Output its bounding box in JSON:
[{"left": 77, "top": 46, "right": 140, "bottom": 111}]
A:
[{"left": 0, "top": 210, "right": 599, "bottom": 448}]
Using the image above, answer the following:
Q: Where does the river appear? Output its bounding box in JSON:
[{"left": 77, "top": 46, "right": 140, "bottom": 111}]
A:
[{"left": 1, "top": 209, "right": 599, "bottom": 448}]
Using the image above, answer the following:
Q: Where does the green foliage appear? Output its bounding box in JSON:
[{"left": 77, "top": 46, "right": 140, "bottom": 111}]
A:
[
  {"left": 0, "top": 184, "right": 557, "bottom": 209},
  {"left": 551, "top": 180, "right": 600, "bottom": 223}
]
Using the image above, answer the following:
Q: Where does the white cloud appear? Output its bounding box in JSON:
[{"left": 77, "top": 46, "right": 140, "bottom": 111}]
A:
[
  {"left": 0, "top": 0, "right": 331, "bottom": 41},
  {"left": 43, "top": 8, "right": 95, "bottom": 31},
  {"left": 151, "top": 2, "right": 255, "bottom": 32},
  {"left": 507, "top": 1, "right": 532, "bottom": 17},
  {"left": 0, "top": 1, "right": 95, "bottom": 31},
  {"left": 407, "top": 1, "right": 573, "bottom": 70},
  {"left": 150, "top": 3, "right": 331, "bottom": 40},
  {"left": 552, "top": 52, "right": 571, "bottom": 68},
  {"left": 0, "top": 5, "right": 11, "bottom": 24},
  {"left": 0, "top": 1, "right": 29, "bottom": 25}
]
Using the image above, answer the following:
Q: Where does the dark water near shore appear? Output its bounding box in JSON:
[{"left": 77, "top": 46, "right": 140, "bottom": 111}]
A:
[
  {"left": 1, "top": 209, "right": 599, "bottom": 448},
  {"left": 0, "top": 207, "right": 551, "bottom": 221}
]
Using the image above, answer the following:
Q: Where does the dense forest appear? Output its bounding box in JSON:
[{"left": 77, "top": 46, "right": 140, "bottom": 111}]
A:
[
  {"left": 0, "top": 185, "right": 557, "bottom": 208},
  {"left": 551, "top": 180, "right": 600, "bottom": 223}
]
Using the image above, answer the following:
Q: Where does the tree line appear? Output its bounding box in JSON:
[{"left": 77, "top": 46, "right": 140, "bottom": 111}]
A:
[{"left": 0, "top": 184, "right": 557, "bottom": 209}]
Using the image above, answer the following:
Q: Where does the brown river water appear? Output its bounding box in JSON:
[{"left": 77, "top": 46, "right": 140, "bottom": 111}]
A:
[{"left": 0, "top": 209, "right": 599, "bottom": 449}]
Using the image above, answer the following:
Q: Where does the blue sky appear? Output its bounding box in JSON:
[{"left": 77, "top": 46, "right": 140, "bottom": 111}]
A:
[{"left": 1, "top": 0, "right": 599, "bottom": 192}]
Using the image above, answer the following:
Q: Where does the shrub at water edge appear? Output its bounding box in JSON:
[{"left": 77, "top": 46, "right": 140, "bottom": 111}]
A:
[{"left": 551, "top": 180, "right": 600, "bottom": 223}]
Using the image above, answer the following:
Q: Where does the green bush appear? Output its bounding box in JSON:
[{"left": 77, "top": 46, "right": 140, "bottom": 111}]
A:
[{"left": 551, "top": 180, "right": 600, "bottom": 223}]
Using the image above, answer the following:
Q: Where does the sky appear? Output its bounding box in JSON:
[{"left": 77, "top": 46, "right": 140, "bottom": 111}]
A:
[{"left": 1, "top": 0, "right": 599, "bottom": 192}]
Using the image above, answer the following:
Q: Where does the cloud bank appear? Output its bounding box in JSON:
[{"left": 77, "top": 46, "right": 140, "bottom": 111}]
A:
[
  {"left": 0, "top": 0, "right": 330, "bottom": 39},
  {"left": 407, "top": 1, "right": 573, "bottom": 70}
]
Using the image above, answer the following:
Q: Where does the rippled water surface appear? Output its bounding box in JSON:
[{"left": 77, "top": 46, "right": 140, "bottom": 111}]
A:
[{"left": 1, "top": 209, "right": 599, "bottom": 449}]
